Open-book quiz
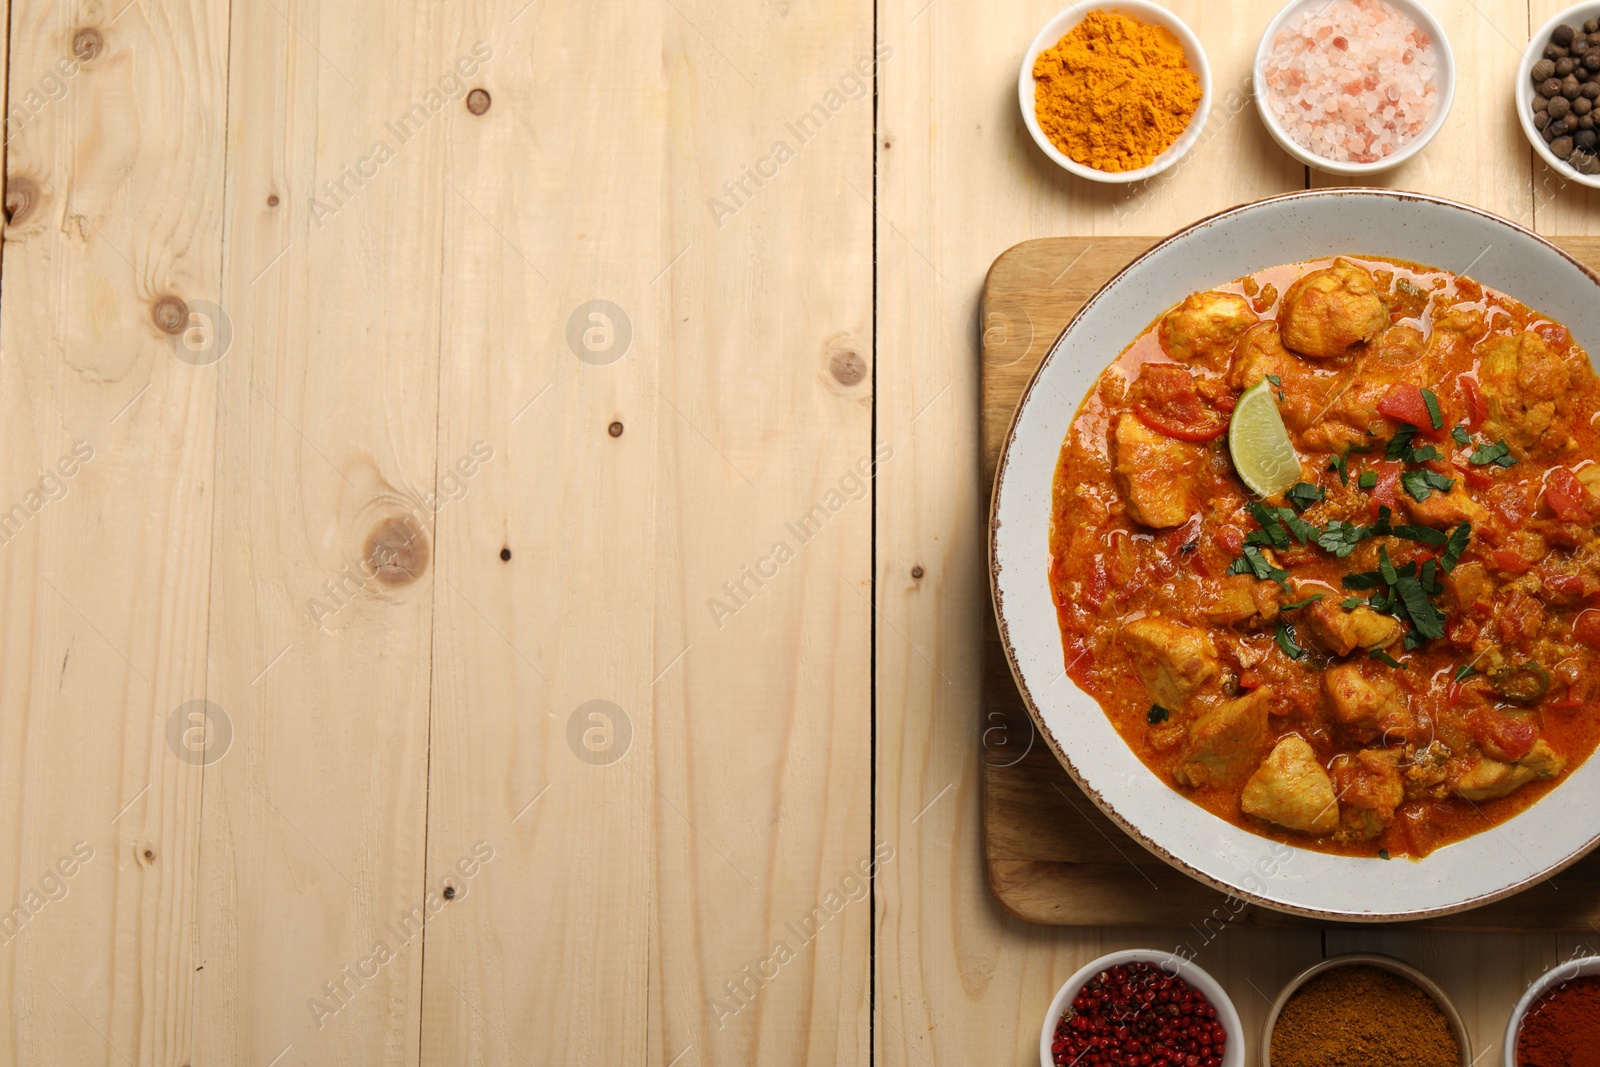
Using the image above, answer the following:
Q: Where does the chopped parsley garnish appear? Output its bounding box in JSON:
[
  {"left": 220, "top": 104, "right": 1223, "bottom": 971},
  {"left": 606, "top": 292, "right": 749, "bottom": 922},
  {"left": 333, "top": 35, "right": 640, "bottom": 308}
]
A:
[
  {"left": 1228, "top": 544, "right": 1290, "bottom": 589},
  {"left": 1401, "top": 468, "right": 1454, "bottom": 502},
  {"left": 1280, "top": 593, "right": 1325, "bottom": 611},
  {"left": 1451, "top": 425, "right": 1472, "bottom": 446},
  {"left": 1328, "top": 443, "right": 1374, "bottom": 485},
  {"left": 1441, "top": 522, "right": 1471, "bottom": 572},
  {"left": 1341, "top": 596, "right": 1365, "bottom": 609},
  {"left": 1285, "top": 482, "right": 1325, "bottom": 511},
  {"left": 1369, "top": 648, "right": 1408, "bottom": 670},
  {"left": 1384, "top": 424, "right": 1417, "bottom": 461},
  {"left": 1148, "top": 705, "right": 1170, "bottom": 725},
  {"left": 1390, "top": 523, "right": 1448, "bottom": 546},
  {"left": 1454, "top": 663, "right": 1477, "bottom": 682},
  {"left": 1420, "top": 387, "right": 1443, "bottom": 430},
  {"left": 1470, "top": 440, "right": 1518, "bottom": 468},
  {"left": 1379, "top": 848, "right": 1391, "bottom": 860},
  {"left": 1266, "top": 373, "right": 1284, "bottom": 400},
  {"left": 1275, "top": 621, "right": 1305, "bottom": 660},
  {"left": 1342, "top": 571, "right": 1384, "bottom": 590},
  {"left": 1358, "top": 471, "right": 1378, "bottom": 490}
]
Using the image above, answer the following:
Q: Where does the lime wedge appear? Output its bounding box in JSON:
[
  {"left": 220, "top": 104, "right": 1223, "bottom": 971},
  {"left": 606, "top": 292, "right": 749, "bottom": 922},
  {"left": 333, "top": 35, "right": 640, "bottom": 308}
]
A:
[{"left": 1229, "top": 379, "right": 1300, "bottom": 497}]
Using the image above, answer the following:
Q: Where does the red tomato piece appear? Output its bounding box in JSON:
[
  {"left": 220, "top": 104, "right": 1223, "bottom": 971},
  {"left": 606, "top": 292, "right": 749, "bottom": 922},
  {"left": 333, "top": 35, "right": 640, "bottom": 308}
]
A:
[
  {"left": 1469, "top": 710, "right": 1538, "bottom": 762},
  {"left": 1490, "top": 549, "right": 1533, "bottom": 575},
  {"left": 1457, "top": 462, "right": 1494, "bottom": 490},
  {"left": 1460, "top": 375, "right": 1487, "bottom": 432},
  {"left": 1573, "top": 608, "right": 1600, "bottom": 648},
  {"left": 1082, "top": 555, "right": 1109, "bottom": 611},
  {"left": 1376, "top": 383, "right": 1444, "bottom": 437},
  {"left": 1544, "top": 467, "right": 1593, "bottom": 523},
  {"left": 1239, "top": 670, "right": 1263, "bottom": 690},
  {"left": 1217, "top": 525, "right": 1244, "bottom": 556},
  {"left": 1370, "top": 461, "right": 1402, "bottom": 510},
  {"left": 1132, "top": 364, "right": 1227, "bottom": 442}
]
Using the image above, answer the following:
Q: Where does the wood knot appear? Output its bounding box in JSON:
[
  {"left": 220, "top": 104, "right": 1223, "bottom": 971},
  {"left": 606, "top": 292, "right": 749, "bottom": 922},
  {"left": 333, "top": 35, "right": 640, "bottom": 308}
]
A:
[
  {"left": 442, "top": 884, "right": 457, "bottom": 900},
  {"left": 143, "top": 848, "right": 155, "bottom": 862},
  {"left": 499, "top": 547, "right": 511, "bottom": 561},
  {"left": 828, "top": 348, "right": 867, "bottom": 386},
  {"left": 911, "top": 565, "right": 925, "bottom": 580},
  {"left": 4, "top": 176, "right": 38, "bottom": 225},
  {"left": 608, "top": 421, "right": 624, "bottom": 437},
  {"left": 152, "top": 295, "right": 188, "bottom": 335},
  {"left": 466, "top": 89, "right": 491, "bottom": 115},
  {"left": 266, "top": 193, "right": 280, "bottom": 208},
  {"left": 362, "top": 517, "right": 429, "bottom": 586},
  {"left": 72, "top": 27, "right": 103, "bottom": 62}
]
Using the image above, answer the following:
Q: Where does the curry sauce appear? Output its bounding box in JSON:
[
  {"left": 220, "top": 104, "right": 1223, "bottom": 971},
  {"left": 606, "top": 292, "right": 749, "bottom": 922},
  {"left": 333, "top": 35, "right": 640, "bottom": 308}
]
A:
[{"left": 1048, "top": 255, "right": 1600, "bottom": 858}]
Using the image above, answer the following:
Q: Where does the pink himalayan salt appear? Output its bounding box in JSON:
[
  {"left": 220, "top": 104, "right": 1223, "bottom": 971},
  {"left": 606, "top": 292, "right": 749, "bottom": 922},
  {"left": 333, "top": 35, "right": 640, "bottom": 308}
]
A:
[{"left": 1261, "top": 0, "right": 1439, "bottom": 164}]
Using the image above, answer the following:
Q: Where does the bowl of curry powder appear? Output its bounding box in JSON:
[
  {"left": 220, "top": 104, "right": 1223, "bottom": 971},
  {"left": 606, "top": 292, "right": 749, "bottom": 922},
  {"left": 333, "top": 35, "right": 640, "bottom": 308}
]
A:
[
  {"left": 1019, "top": 3, "right": 1212, "bottom": 182},
  {"left": 1263, "top": 955, "right": 1470, "bottom": 1067}
]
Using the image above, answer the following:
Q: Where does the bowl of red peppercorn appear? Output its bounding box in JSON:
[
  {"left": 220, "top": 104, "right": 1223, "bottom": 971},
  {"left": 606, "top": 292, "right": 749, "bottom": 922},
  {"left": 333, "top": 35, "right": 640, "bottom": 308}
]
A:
[
  {"left": 1040, "top": 950, "right": 1244, "bottom": 1067},
  {"left": 1504, "top": 955, "right": 1600, "bottom": 1066},
  {"left": 1518, "top": 3, "right": 1600, "bottom": 186}
]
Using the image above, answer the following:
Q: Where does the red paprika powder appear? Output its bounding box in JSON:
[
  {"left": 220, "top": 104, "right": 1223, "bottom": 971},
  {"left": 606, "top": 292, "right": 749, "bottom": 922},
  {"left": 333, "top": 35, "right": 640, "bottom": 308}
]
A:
[{"left": 1518, "top": 975, "right": 1600, "bottom": 1067}]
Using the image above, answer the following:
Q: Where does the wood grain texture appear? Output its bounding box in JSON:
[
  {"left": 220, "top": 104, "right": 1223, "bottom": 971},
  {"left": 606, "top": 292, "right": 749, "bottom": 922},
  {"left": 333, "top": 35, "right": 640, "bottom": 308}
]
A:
[
  {"left": 197, "top": 4, "right": 452, "bottom": 1062},
  {"left": 0, "top": 0, "right": 223, "bottom": 1062}
]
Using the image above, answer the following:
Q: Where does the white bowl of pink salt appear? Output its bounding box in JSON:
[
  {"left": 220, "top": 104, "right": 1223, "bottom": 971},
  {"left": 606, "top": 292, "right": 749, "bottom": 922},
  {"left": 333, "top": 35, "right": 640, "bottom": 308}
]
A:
[{"left": 1254, "top": 0, "right": 1455, "bottom": 174}]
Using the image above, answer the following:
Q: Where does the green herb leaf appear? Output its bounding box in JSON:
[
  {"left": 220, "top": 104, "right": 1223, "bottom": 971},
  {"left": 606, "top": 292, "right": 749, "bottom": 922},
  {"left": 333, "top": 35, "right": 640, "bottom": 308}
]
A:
[
  {"left": 1148, "top": 705, "right": 1170, "bottom": 725},
  {"left": 1266, "top": 373, "right": 1285, "bottom": 401},
  {"left": 1280, "top": 593, "right": 1325, "bottom": 611},
  {"left": 1421, "top": 387, "right": 1443, "bottom": 430},
  {"left": 1470, "top": 440, "right": 1517, "bottom": 468},
  {"left": 1275, "top": 621, "right": 1305, "bottom": 660},
  {"left": 1396, "top": 576, "right": 1445, "bottom": 640},
  {"left": 1402, "top": 468, "right": 1454, "bottom": 502},
  {"left": 1421, "top": 558, "right": 1439, "bottom": 595},
  {"left": 1409, "top": 444, "right": 1444, "bottom": 463},
  {"left": 1369, "top": 648, "right": 1407, "bottom": 670},
  {"left": 1452, "top": 425, "right": 1472, "bottom": 446},
  {"left": 1384, "top": 424, "right": 1418, "bottom": 461},
  {"left": 1379, "top": 848, "right": 1391, "bottom": 860},
  {"left": 1454, "top": 663, "right": 1476, "bottom": 682},
  {"left": 1342, "top": 570, "right": 1385, "bottom": 590},
  {"left": 1341, "top": 596, "right": 1365, "bottom": 609},
  {"left": 1391, "top": 524, "right": 1448, "bottom": 546},
  {"left": 1358, "top": 470, "right": 1378, "bottom": 490},
  {"left": 1441, "top": 523, "right": 1471, "bottom": 573},
  {"left": 1378, "top": 545, "right": 1398, "bottom": 586},
  {"left": 1327, "top": 452, "right": 1348, "bottom": 486},
  {"left": 1285, "top": 482, "right": 1325, "bottom": 511}
]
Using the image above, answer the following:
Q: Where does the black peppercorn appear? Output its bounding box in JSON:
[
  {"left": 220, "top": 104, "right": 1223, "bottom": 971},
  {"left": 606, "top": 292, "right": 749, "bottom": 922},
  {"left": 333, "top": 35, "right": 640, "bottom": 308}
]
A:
[
  {"left": 1552, "top": 134, "right": 1575, "bottom": 158},
  {"left": 1585, "top": 79, "right": 1600, "bottom": 97},
  {"left": 1551, "top": 95, "right": 1572, "bottom": 119},
  {"left": 1555, "top": 24, "right": 1576, "bottom": 46},
  {"left": 1545, "top": 77, "right": 1566, "bottom": 97},
  {"left": 1587, "top": 52, "right": 1600, "bottom": 72},
  {"left": 1582, "top": 113, "right": 1596, "bottom": 130},
  {"left": 1588, "top": 18, "right": 1600, "bottom": 34},
  {"left": 1577, "top": 96, "right": 1593, "bottom": 115},
  {"left": 1547, "top": 117, "right": 1568, "bottom": 141},
  {"left": 1537, "top": 110, "right": 1552, "bottom": 130},
  {"left": 1534, "top": 58, "right": 1558, "bottom": 83},
  {"left": 1576, "top": 128, "right": 1598, "bottom": 151},
  {"left": 1559, "top": 57, "right": 1578, "bottom": 76},
  {"left": 1573, "top": 148, "right": 1600, "bottom": 175},
  {"left": 1575, "top": 39, "right": 1592, "bottom": 56},
  {"left": 1565, "top": 74, "right": 1584, "bottom": 99},
  {"left": 1548, "top": 43, "right": 1571, "bottom": 60}
]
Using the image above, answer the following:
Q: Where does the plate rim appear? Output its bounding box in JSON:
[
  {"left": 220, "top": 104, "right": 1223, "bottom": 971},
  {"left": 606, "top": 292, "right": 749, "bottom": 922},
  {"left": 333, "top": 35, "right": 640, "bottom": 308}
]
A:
[{"left": 987, "top": 187, "right": 1600, "bottom": 921}]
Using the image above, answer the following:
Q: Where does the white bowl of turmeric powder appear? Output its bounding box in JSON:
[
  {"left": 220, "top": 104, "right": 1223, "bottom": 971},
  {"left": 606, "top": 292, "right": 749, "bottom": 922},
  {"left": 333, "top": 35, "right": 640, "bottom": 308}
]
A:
[{"left": 1019, "top": 2, "right": 1212, "bottom": 183}]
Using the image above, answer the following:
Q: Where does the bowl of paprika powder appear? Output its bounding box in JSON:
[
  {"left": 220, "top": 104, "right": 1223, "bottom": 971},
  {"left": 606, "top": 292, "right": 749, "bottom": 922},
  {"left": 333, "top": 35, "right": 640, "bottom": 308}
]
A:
[
  {"left": 1019, "top": 2, "right": 1212, "bottom": 183},
  {"left": 1506, "top": 955, "right": 1600, "bottom": 1066}
]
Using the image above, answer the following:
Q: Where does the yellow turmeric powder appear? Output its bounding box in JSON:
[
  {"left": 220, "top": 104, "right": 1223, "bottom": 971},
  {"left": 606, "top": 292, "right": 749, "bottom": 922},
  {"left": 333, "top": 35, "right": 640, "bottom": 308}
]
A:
[{"left": 1032, "top": 11, "right": 1202, "bottom": 173}]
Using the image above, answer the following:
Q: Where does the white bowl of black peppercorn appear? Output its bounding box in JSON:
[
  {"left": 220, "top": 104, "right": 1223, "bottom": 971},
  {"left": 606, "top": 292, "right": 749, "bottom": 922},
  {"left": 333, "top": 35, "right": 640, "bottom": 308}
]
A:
[{"left": 1519, "top": 3, "right": 1600, "bottom": 188}]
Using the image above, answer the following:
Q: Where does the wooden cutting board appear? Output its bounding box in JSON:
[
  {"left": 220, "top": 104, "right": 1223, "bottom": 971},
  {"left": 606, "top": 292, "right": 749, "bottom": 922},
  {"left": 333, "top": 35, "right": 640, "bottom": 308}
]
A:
[{"left": 980, "top": 235, "right": 1600, "bottom": 929}]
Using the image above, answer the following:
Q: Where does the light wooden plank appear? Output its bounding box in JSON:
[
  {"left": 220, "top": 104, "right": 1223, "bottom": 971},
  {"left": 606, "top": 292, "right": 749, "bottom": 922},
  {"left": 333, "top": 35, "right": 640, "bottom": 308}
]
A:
[
  {"left": 418, "top": 1, "right": 874, "bottom": 1065},
  {"left": 196, "top": 4, "right": 453, "bottom": 1062},
  {"left": 0, "top": 1, "right": 224, "bottom": 1062},
  {"left": 1308, "top": 0, "right": 1533, "bottom": 225}
]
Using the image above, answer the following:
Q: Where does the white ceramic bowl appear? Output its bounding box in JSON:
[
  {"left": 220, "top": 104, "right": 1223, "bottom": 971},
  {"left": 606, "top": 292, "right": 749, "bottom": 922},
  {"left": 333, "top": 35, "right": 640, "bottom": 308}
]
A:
[
  {"left": 990, "top": 189, "right": 1600, "bottom": 921},
  {"left": 1502, "top": 954, "right": 1600, "bottom": 1066},
  {"left": 1039, "top": 949, "right": 1245, "bottom": 1067},
  {"left": 1261, "top": 954, "right": 1471, "bottom": 1066},
  {"left": 1517, "top": 3, "right": 1600, "bottom": 190},
  {"left": 1254, "top": 0, "right": 1455, "bottom": 175},
  {"left": 1018, "top": 1, "right": 1212, "bottom": 184}
]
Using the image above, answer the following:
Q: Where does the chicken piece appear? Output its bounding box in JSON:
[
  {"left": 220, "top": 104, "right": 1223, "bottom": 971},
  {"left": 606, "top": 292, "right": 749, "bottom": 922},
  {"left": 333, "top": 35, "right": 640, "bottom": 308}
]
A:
[
  {"left": 1159, "top": 291, "right": 1258, "bottom": 370},
  {"left": 1402, "top": 483, "right": 1490, "bottom": 529},
  {"left": 1241, "top": 735, "right": 1340, "bottom": 834},
  {"left": 1477, "top": 330, "right": 1572, "bottom": 459},
  {"left": 1443, "top": 560, "right": 1493, "bottom": 615},
  {"left": 1174, "top": 688, "right": 1271, "bottom": 788},
  {"left": 1279, "top": 260, "right": 1391, "bottom": 360},
  {"left": 1369, "top": 324, "right": 1426, "bottom": 369},
  {"left": 1331, "top": 748, "right": 1405, "bottom": 838},
  {"left": 1199, "top": 575, "right": 1281, "bottom": 628},
  {"left": 1402, "top": 741, "right": 1452, "bottom": 801},
  {"left": 1323, "top": 662, "right": 1415, "bottom": 741},
  {"left": 1110, "top": 413, "right": 1204, "bottom": 529},
  {"left": 1121, "top": 617, "right": 1220, "bottom": 709},
  {"left": 1227, "top": 322, "right": 1327, "bottom": 434},
  {"left": 1298, "top": 375, "right": 1396, "bottom": 453},
  {"left": 1302, "top": 599, "right": 1402, "bottom": 657},
  {"left": 1453, "top": 739, "right": 1565, "bottom": 802}
]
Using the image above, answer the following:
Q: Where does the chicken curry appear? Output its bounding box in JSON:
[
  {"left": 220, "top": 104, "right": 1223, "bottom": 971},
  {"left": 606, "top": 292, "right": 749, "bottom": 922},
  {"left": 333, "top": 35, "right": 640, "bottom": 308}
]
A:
[{"left": 1049, "top": 255, "right": 1600, "bottom": 858}]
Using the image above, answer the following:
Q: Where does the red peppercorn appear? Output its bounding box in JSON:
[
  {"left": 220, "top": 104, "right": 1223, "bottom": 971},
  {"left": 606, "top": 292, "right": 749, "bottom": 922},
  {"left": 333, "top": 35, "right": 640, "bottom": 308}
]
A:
[{"left": 1052, "top": 963, "right": 1228, "bottom": 1067}]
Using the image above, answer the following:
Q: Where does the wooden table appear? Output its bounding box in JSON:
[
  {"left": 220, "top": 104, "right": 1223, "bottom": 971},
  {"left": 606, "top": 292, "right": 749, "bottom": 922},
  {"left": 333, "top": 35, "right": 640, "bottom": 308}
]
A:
[{"left": 0, "top": 0, "right": 1591, "bottom": 1063}]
